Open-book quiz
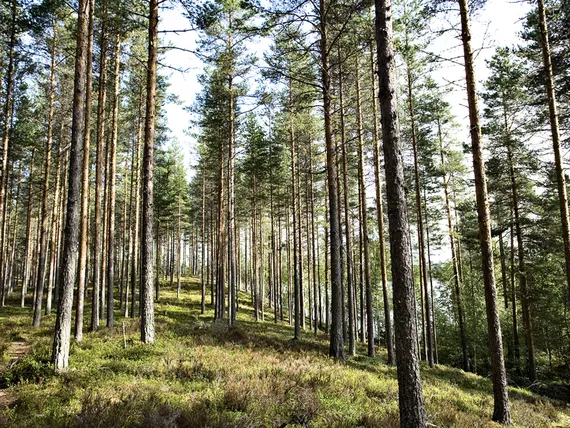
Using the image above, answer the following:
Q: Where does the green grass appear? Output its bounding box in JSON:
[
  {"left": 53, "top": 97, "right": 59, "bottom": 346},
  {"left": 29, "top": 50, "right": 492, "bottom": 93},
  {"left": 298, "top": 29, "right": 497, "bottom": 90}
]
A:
[{"left": 0, "top": 277, "right": 568, "bottom": 427}]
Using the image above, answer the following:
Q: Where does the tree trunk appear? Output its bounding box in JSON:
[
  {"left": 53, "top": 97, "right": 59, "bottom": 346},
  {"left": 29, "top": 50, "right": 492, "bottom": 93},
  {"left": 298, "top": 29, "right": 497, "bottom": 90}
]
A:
[
  {"left": 0, "top": 0, "right": 17, "bottom": 309},
  {"left": 338, "top": 47, "right": 355, "bottom": 356},
  {"left": 509, "top": 223, "right": 521, "bottom": 374},
  {"left": 355, "top": 59, "right": 374, "bottom": 357},
  {"left": 130, "top": 85, "right": 143, "bottom": 318},
  {"left": 506, "top": 140, "right": 536, "bottom": 381},
  {"left": 75, "top": 0, "right": 94, "bottom": 340},
  {"left": 438, "top": 118, "right": 469, "bottom": 372},
  {"left": 201, "top": 172, "right": 206, "bottom": 313},
  {"left": 458, "top": 0, "right": 511, "bottom": 422},
  {"left": 106, "top": 37, "right": 121, "bottom": 328},
  {"left": 289, "top": 78, "right": 301, "bottom": 339},
  {"left": 51, "top": 0, "right": 90, "bottom": 371},
  {"left": 21, "top": 157, "right": 35, "bottom": 308},
  {"left": 537, "top": 0, "right": 570, "bottom": 302},
  {"left": 370, "top": 45, "right": 394, "bottom": 364},
  {"left": 90, "top": 0, "right": 108, "bottom": 331},
  {"left": 406, "top": 63, "right": 433, "bottom": 368},
  {"left": 228, "top": 65, "right": 237, "bottom": 326},
  {"left": 321, "top": 0, "right": 344, "bottom": 360},
  {"left": 32, "top": 23, "right": 58, "bottom": 326},
  {"left": 374, "top": 0, "right": 426, "bottom": 425},
  {"left": 141, "top": 0, "right": 158, "bottom": 344}
]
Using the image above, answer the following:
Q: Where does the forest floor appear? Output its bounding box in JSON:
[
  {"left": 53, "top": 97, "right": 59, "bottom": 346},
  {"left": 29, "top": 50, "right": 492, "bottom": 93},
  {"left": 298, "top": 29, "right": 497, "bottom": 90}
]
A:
[{"left": 0, "top": 277, "right": 569, "bottom": 427}]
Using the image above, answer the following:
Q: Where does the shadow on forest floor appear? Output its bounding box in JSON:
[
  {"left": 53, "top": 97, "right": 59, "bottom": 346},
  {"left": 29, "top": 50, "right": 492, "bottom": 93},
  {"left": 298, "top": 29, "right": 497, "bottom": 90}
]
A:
[{"left": 0, "top": 276, "right": 568, "bottom": 428}]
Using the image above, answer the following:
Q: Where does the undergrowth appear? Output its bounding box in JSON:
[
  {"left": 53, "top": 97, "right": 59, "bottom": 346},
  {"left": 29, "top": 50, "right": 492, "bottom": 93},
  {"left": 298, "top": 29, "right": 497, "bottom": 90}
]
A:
[{"left": 0, "top": 278, "right": 568, "bottom": 427}]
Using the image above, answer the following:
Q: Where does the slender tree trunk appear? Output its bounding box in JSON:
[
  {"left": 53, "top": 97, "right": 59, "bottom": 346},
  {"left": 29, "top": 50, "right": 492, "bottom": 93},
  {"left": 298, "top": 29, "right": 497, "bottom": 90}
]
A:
[
  {"left": 338, "top": 48, "right": 355, "bottom": 356},
  {"left": 506, "top": 140, "right": 536, "bottom": 381},
  {"left": 21, "top": 159, "right": 35, "bottom": 308},
  {"left": 90, "top": 0, "right": 108, "bottom": 331},
  {"left": 458, "top": 0, "right": 511, "bottom": 422},
  {"left": 423, "top": 189, "right": 438, "bottom": 364},
  {"left": 438, "top": 118, "right": 469, "bottom": 371},
  {"left": 201, "top": 172, "right": 206, "bottom": 313},
  {"left": 141, "top": 0, "right": 158, "bottom": 344},
  {"left": 309, "top": 141, "right": 318, "bottom": 334},
  {"left": 227, "top": 44, "right": 237, "bottom": 325},
  {"left": 106, "top": 37, "right": 121, "bottom": 328},
  {"left": 370, "top": 45, "right": 394, "bottom": 364},
  {"left": 320, "top": 0, "right": 344, "bottom": 359},
  {"left": 509, "top": 223, "right": 521, "bottom": 373},
  {"left": 32, "top": 24, "right": 58, "bottom": 326},
  {"left": 0, "top": 0, "right": 17, "bottom": 309},
  {"left": 52, "top": 0, "right": 90, "bottom": 371},
  {"left": 130, "top": 86, "right": 143, "bottom": 318},
  {"left": 46, "top": 140, "right": 63, "bottom": 316},
  {"left": 286, "top": 210, "right": 292, "bottom": 326},
  {"left": 75, "top": 0, "right": 94, "bottom": 341},
  {"left": 289, "top": 78, "right": 301, "bottom": 339},
  {"left": 406, "top": 64, "right": 433, "bottom": 368},
  {"left": 499, "top": 232, "right": 509, "bottom": 310},
  {"left": 375, "top": 0, "right": 426, "bottom": 425},
  {"left": 355, "top": 60, "right": 374, "bottom": 356},
  {"left": 537, "top": 0, "right": 570, "bottom": 302}
]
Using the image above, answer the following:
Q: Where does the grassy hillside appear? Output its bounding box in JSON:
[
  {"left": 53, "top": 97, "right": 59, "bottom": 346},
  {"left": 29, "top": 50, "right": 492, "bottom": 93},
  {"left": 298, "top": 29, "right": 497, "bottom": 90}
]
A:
[{"left": 0, "top": 277, "right": 568, "bottom": 427}]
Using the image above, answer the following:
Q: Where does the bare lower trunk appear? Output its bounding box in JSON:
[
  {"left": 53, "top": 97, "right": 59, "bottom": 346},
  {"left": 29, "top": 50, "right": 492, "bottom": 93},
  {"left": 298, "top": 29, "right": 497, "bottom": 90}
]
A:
[
  {"left": 130, "top": 86, "right": 143, "bottom": 318},
  {"left": 106, "top": 37, "right": 121, "bottom": 328},
  {"left": 438, "top": 119, "right": 469, "bottom": 372},
  {"left": 370, "top": 45, "right": 394, "bottom": 364},
  {"left": 338, "top": 48, "right": 354, "bottom": 356},
  {"left": 52, "top": 0, "right": 90, "bottom": 371},
  {"left": 355, "top": 59, "right": 374, "bottom": 356},
  {"left": 458, "top": 0, "right": 511, "bottom": 422},
  {"left": 0, "top": 0, "right": 17, "bottom": 309},
  {"left": 375, "top": 0, "right": 426, "bottom": 425},
  {"left": 75, "top": 1, "right": 94, "bottom": 340},
  {"left": 90, "top": 1, "right": 108, "bottom": 331},
  {"left": 537, "top": 0, "right": 570, "bottom": 303},
  {"left": 141, "top": 0, "right": 158, "bottom": 344},
  {"left": 321, "top": 0, "right": 344, "bottom": 359}
]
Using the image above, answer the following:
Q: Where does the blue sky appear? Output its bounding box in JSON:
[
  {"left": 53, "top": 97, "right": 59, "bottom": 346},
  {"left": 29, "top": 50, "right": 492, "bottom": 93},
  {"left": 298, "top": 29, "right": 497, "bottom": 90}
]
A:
[{"left": 158, "top": 0, "right": 533, "bottom": 177}]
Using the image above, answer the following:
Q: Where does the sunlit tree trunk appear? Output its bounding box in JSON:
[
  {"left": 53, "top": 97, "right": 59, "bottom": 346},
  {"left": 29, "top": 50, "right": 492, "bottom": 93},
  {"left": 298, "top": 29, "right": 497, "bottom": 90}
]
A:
[
  {"left": 375, "top": 0, "right": 426, "bottom": 424},
  {"left": 52, "top": 0, "right": 90, "bottom": 371},
  {"left": 458, "top": 0, "right": 511, "bottom": 422},
  {"left": 141, "top": 0, "right": 158, "bottom": 344},
  {"left": 90, "top": 0, "right": 108, "bottom": 331},
  {"left": 536, "top": 0, "right": 570, "bottom": 303},
  {"left": 75, "top": 0, "right": 94, "bottom": 341}
]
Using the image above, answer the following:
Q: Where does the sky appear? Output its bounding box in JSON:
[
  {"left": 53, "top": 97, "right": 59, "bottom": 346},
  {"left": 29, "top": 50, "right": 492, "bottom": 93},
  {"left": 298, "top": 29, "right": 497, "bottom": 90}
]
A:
[{"left": 158, "top": 0, "right": 534, "bottom": 177}]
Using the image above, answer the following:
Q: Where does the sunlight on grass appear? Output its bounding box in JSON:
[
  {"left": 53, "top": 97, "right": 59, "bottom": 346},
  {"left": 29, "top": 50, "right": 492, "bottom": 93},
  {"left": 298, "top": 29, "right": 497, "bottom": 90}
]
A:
[{"left": 0, "top": 277, "right": 568, "bottom": 427}]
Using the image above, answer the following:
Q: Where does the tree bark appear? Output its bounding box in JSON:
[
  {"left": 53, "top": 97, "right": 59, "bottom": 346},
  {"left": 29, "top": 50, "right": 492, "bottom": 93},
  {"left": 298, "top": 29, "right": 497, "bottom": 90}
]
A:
[
  {"left": 106, "top": 37, "right": 121, "bottom": 328},
  {"left": 438, "top": 118, "right": 469, "bottom": 372},
  {"left": 141, "top": 0, "right": 158, "bottom": 344},
  {"left": 506, "top": 139, "right": 535, "bottom": 382},
  {"left": 537, "top": 0, "right": 570, "bottom": 303},
  {"left": 458, "top": 0, "right": 511, "bottom": 422},
  {"left": 75, "top": 0, "right": 94, "bottom": 341},
  {"left": 130, "top": 85, "right": 143, "bottom": 318},
  {"left": 90, "top": 0, "right": 108, "bottom": 331},
  {"left": 374, "top": 0, "right": 426, "bottom": 425},
  {"left": 370, "top": 46, "right": 394, "bottom": 364},
  {"left": 355, "top": 58, "right": 374, "bottom": 357},
  {"left": 406, "top": 64, "right": 433, "bottom": 368},
  {"left": 32, "top": 23, "right": 58, "bottom": 327},
  {"left": 52, "top": 0, "right": 90, "bottom": 371},
  {"left": 338, "top": 47, "right": 355, "bottom": 356},
  {"left": 320, "top": 0, "right": 344, "bottom": 360},
  {"left": 0, "top": 0, "right": 17, "bottom": 309}
]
